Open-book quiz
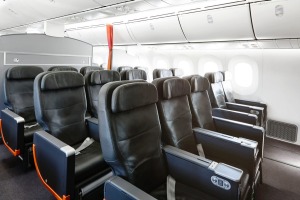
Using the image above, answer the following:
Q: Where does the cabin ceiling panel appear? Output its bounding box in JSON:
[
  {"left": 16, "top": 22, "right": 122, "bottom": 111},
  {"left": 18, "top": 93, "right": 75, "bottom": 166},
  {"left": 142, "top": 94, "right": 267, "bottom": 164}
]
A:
[
  {"left": 178, "top": 4, "right": 255, "bottom": 42},
  {"left": 66, "top": 26, "right": 107, "bottom": 46},
  {"left": 126, "top": 16, "right": 187, "bottom": 44},
  {"left": 251, "top": 0, "right": 300, "bottom": 39}
]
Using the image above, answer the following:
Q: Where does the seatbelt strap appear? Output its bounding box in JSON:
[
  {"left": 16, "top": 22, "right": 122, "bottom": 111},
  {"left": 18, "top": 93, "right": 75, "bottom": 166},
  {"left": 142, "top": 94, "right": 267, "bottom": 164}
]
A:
[
  {"left": 75, "top": 137, "right": 94, "bottom": 156},
  {"left": 24, "top": 123, "right": 39, "bottom": 129},
  {"left": 167, "top": 175, "right": 176, "bottom": 200}
]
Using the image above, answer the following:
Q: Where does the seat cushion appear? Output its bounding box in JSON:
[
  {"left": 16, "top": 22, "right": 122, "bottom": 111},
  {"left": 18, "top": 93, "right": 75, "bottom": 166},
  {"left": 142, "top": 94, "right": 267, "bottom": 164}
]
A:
[
  {"left": 74, "top": 141, "right": 109, "bottom": 184},
  {"left": 24, "top": 122, "right": 42, "bottom": 144}
]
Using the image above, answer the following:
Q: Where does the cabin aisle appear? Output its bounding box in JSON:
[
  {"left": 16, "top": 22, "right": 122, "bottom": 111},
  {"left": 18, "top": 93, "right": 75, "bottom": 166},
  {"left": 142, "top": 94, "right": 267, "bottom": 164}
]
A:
[{"left": 0, "top": 145, "right": 54, "bottom": 200}]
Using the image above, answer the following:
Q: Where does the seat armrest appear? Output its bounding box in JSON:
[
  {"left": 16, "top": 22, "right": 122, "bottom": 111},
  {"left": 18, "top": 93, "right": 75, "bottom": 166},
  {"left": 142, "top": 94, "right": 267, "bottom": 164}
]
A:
[
  {"left": 212, "top": 108, "right": 258, "bottom": 125},
  {"left": 33, "top": 130, "right": 75, "bottom": 200},
  {"left": 104, "top": 176, "right": 157, "bottom": 200},
  {"left": 86, "top": 117, "right": 99, "bottom": 141},
  {"left": 213, "top": 116, "right": 264, "bottom": 159},
  {"left": 1, "top": 109, "right": 25, "bottom": 156},
  {"left": 234, "top": 99, "right": 267, "bottom": 110},
  {"left": 163, "top": 145, "right": 243, "bottom": 200},
  {"left": 193, "top": 128, "right": 258, "bottom": 177},
  {"left": 226, "top": 102, "right": 264, "bottom": 126}
]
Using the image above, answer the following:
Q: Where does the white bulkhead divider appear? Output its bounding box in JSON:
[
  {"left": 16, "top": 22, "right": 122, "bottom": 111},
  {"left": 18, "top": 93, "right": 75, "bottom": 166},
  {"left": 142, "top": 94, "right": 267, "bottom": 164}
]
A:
[
  {"left": 178, "top": 4, "right": 255, "bottom": 42},
  {"left": 66, "top": 26, "right": 107, "bottom": 45},
  {"left": 251, "top": 0, "right": 300, "bottom": 39},
  {"left": 126, "top": 16, "right": 187, "bottom": 44}
]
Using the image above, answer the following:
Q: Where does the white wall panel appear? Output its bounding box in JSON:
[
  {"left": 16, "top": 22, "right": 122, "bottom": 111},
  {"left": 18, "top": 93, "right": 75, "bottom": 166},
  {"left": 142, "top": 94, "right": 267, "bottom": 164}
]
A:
[{"left": 179, "top": 5, "right": 255, "bottom": 42}]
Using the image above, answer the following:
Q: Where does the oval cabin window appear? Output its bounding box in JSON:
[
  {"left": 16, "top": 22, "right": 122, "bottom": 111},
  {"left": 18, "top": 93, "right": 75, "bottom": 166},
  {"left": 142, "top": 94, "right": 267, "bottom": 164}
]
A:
[{"left": 233, "top": 62, "right": 253, "bottom": 87}]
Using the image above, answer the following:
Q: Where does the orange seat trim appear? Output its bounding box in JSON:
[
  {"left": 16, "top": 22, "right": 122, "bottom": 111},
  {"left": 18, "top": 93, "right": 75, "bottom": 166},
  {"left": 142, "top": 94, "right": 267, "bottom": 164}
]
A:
[
  {"left": 33, "top": 144, "right": 70, "bottom": 200},
  {"left": 0, "top": 119, "right": 21, "bottom": 156}
]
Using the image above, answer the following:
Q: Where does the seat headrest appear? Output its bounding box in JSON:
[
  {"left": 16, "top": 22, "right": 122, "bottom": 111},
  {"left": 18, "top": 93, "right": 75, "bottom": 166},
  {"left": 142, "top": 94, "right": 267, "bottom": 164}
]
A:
[
  {"left": 170, "top": 68, "right": 184, "bottom": 77},
  {"left": 6, "top": 66, "right": 43, "bottom": 80},
  {"left": 162, "top": 78, "right": 190, "bottom": 100},
  {"left": 191, "top": 75, "right": 209, "bottom": 92},
  {"left": 158, "top": 69, "right": 173, "bottom": 78},
  {"left": 211, "top": 72, "right": 224, "bottom": 83},
  {"left": 117, "top": 66, "right": 132, "bottom": 72},
  {"left": 90, "top": 70, "right": 120, "bottom": 85},
  {"left": 48, "top": 66, "right": 78, "bottom": 72},
  {"left": 41, "top": 72, "right": 84, "bottom": 91},
  {"left": 111, "top": 82, "right": 157, "bottom": 113},
  {"left": 126, "top": 69, "right": 147, "bottom": 80},
  {"left": 80, "top": 66, "right": 102, "bottom": 75}
]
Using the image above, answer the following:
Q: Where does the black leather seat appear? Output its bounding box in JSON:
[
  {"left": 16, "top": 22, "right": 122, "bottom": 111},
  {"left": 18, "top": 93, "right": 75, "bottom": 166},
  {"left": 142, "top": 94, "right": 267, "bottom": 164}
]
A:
[
  {"left": 152, "top": 77, "right": 257, "bottom": 199},
  {"left": 1, "top": 66, "right": 43, "bottom": 168},
  {"left": 205, "top": 72, "right": 265, "bottom": 126},
  {"left": 120, "top": 69, "right": 147, "bottom": 80},
  {"left": 116, "top": 66, "right": 132, "bottom": 73},
  {"left": 85, "top": 70, "right": 120, "bottom": 118},
  {"left": 152, "top": 69, "right": 173, "bottom": 80},
  {"left": 220, "top": 71, "right": 267, "bottom": 125},
  {"left": 48, "top": 66, "right": 78, "bottom": 72},
  {"left": 99, "top": 80, "right": 252, "bottom": 200},
  {"left": 170, "top": 68, "right": 184, "bottom": 77},
  {"left": 80, "top": 66, "right": 103, "bottom": 76},
  {"left": 183, "top": 75, "right": 263, "bottom": 188},
  {"left": 33, "top": 71, "right": 111, "bottom": 200}
]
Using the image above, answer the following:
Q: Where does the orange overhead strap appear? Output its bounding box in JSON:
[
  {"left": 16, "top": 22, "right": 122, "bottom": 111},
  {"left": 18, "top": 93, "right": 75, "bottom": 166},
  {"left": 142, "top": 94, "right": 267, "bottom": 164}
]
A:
[
  {"left": 33, "top": 144, "right": 70, "bottom": 200},
  {"left": 106, "top": 24, "right": 113, "bottom": 70},
  {"left": 0, "top": 119, "right": 21, "bottom": 157}
]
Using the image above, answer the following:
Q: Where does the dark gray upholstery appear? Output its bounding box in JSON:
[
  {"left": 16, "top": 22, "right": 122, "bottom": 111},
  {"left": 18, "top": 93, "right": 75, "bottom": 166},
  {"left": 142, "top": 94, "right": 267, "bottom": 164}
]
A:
[
  {"left": 34, "top": 71, "right": 109, "bottom": 190},
  {"left": 134, "top": 66, "right": 148, "bottom": 74},
  {"left": 126, "top": 69, "right": 147, "bottom": 80},
  {"left": 205, "top": 72, "right": 227, "bottom": 108},
  {"left": 4, "top": 66, "right": 44, "bottom": 122},
  {"left": 183, "top": 75, "right": 217, "bottom": 131},
  {"left": 80, "top": 66, "right": 103, "bottom": 76},
  {"left": 34, "top": 71, "right": 87, "bottom": 146},
  {"left": 85, "top": 70, "right": 120, "bottom": 117},
  {"left": 152, "top": 69, "right": 173, "bottom": 80},
  {"left": 152, "top": 77, "right": 198, "bottom": 155},
  {"left": 98, "top": 80, "right": 167, "bottom": 193},
  {"left": 48, "top": 66, "right": 78, "bottom": 72},
  {"left": 117, "top": 66, "right": 132, "bottom": 73},
  {"left": 170, "top": 68, "right": 184, "bottom": 77}
]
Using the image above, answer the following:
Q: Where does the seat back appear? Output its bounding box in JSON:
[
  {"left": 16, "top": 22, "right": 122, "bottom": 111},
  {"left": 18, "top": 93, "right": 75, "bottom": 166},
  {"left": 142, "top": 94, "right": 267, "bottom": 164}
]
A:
[
  {"left": 125, "top": 69, "right": 147, "bottom": 80},
  {"left": 48, "top": 66, "right": 78, "bottom": 72},
  {"left": 4, "top": 66, "right": 44, "bottom": 122},
  {"left": 34, "top": 71, "right": 87, "bottom": 146},
  {"left": 134, "top": 66, "right": 148, "bottom": 74},
  {"left": 80, "top": 66, "right": 103, "bottom": 76},
  {"left": 117, "top": 66, "right": 132, "bottom": 73},
  {"left": 152, "top": 69, "right": 173, "bottom": 80},
  {"left": 152, "top": 77, "right": 198, "bottom": 155},
  {"left": 98, "top": 80, "right": 167, "bottom": 193},
  {"left": 205, "top": 72, "right": 227, "bottom": 108},
  {"left": 220, "top": 71, "right": 236, "bottom": 103},
  {"left": 183, "top": 75, "right": 217, "bottom": 131},
  {"left": 170, "top": 68, "right": 184, "bottom": 77},
  {"left": 85, "top": 70, "right": 120, "bottom": 117}
]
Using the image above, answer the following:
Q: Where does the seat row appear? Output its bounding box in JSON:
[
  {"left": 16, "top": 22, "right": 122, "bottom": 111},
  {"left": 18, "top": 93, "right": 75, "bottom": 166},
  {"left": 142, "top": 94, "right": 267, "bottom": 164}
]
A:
[{"left": 0, "top": 66, "right": 265, "bottom": 200}]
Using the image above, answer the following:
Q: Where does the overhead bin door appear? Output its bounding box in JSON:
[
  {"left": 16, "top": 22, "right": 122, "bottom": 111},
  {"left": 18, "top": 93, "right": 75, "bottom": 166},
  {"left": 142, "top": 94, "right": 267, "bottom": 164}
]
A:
[
  {"left": 66, "top": 24, "right": 135, "bottom": 45},
  {"left": 66, "top": 26, "right": 107, "bottom": 45},
  {"left": 178, "top": 5, "right": 255, "bottom": 42},
  {"left": 126, "top": 16, "right": 187, "bottom": 44},
  {"left": 251, "top": 0, "right": 300, "bottom": 39}
]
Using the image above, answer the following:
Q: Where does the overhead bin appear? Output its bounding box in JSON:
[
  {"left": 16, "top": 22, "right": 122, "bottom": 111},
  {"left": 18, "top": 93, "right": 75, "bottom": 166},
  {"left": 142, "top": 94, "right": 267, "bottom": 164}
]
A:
[
  {"left": 251, "top": 0, "right": 300, "bottom": 39},
  {"left": 126, "top": 15, "right": 187, "bottom": 44},
  {"left": 178, "top": 4, "right": 255, "bottom": 42},
  {"left": 66, "top": 24, "right": 135, "bottom": 45},
  {"left": 66, "top": 26, "right": 107, "bottom": 45}
]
